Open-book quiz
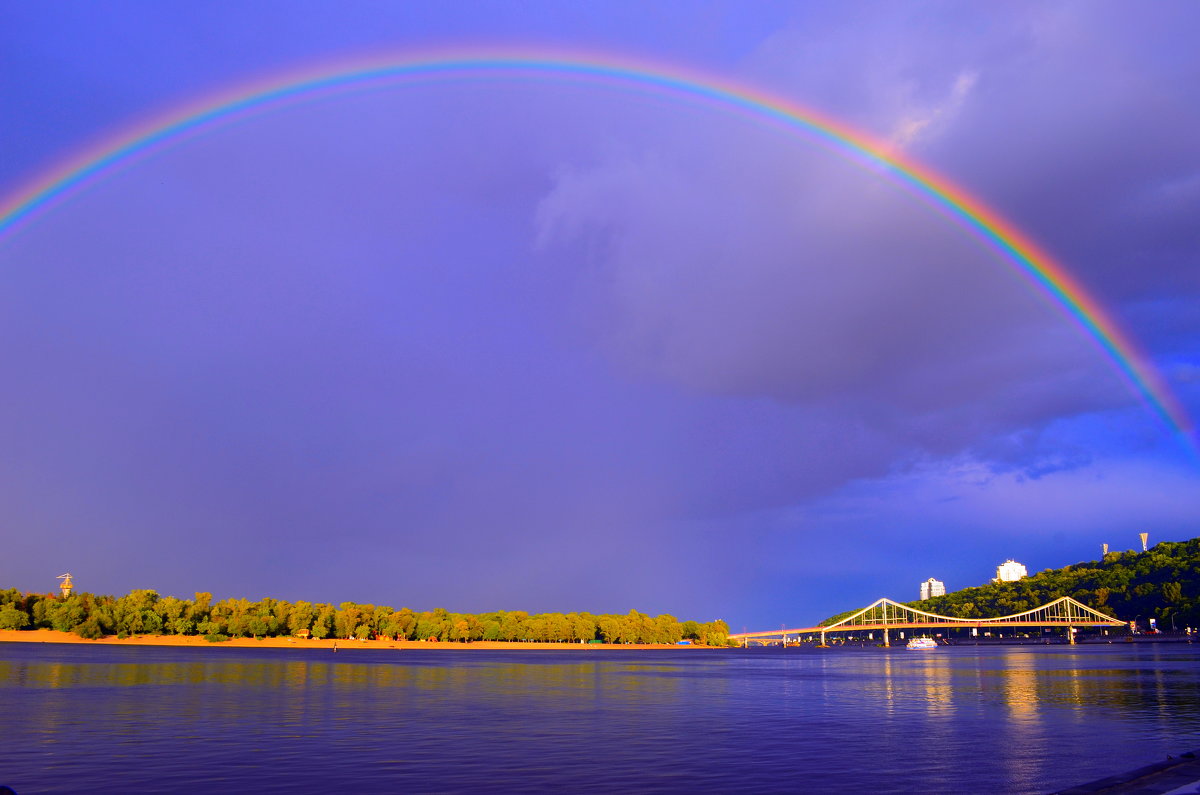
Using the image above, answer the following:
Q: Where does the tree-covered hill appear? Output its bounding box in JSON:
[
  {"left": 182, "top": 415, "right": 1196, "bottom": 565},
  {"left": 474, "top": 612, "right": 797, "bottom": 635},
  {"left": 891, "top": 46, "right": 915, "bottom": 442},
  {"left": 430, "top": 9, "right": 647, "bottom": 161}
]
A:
[
  {"left": 905, "top": 537, "right": 1199, "bottom": 629},
  {"left": 0, "top": 587, "right": 729, "bottom": 646}
]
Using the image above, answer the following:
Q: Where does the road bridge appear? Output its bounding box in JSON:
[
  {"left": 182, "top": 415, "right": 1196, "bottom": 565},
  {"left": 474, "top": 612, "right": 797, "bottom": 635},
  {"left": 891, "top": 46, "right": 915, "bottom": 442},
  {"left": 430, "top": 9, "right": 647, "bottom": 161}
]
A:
[{"left": 730, "top": 596, "right": 1125, "bottom": 646}]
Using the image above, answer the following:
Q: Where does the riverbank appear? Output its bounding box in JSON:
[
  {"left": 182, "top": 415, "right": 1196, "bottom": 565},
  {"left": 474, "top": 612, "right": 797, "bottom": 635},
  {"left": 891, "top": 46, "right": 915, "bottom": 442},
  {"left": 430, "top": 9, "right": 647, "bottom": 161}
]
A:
[
  {"left": 0, "top": 628, "right": 717, "bottom": 650},
  {"left": 1055, "top": 749, "right": 1200, "bottom": 793}
]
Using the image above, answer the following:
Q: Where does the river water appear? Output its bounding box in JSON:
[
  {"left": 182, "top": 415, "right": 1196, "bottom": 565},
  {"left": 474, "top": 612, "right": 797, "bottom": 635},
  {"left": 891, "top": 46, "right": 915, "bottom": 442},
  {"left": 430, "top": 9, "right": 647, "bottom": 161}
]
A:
[{"left": 1, "top": 642, "right": 1198, "bottom": 793}]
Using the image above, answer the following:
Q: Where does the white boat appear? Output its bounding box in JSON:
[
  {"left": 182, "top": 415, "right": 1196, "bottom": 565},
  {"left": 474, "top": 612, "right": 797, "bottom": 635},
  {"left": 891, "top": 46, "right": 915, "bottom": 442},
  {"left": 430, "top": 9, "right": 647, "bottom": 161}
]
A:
[{"left": 906, "top": 637, "right": 938, "bottom": 650}]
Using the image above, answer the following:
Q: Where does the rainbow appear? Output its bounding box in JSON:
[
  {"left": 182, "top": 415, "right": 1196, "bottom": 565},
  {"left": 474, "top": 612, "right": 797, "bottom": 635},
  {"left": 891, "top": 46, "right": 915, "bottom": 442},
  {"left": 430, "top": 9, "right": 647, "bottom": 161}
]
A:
[{"left": 0, "top": 47, "right": 1192, "bottom": 442}]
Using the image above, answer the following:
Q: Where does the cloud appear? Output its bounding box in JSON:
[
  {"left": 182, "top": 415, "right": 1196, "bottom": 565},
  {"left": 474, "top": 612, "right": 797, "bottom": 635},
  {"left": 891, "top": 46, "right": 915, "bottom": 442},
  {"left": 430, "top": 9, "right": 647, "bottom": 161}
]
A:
[
  {"left": 2, "top": 1, "right": 1197, "bottom": 624},
  {"left": 891, "top": 70, "right": 978, "bottom": 147},
  {"left": 535, "top": 2, "right": 1199, "bottom": 471},
  {"left": 810, "top": 443, "right": 1200, "bottom": 538},
  {"left": 533, "top": 125, "right": 1128, "bottom": 449}
]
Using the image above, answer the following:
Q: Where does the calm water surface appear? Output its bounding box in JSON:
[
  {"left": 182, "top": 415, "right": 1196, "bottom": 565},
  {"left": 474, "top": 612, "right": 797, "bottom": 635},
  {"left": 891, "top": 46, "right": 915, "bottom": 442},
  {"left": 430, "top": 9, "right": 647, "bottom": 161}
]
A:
[{"left": 2, "top": 642, "right": 1199, "bottom": 793}]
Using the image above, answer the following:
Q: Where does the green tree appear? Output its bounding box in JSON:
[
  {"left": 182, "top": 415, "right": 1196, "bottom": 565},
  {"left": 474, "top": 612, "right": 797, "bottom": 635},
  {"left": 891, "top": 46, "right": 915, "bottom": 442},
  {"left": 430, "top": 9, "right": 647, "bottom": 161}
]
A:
[
  {"left": 197, "top": 620, "right": 223, "bottom": 636},
  {"left": 244, "top": 615, "right": 269, "bottom": 638},
  {"left": 654, "top": 614, "right": 683, "bottom": 644},
  {"left": 335, "top": 603, "right": 363, "bottom": 639},
  {"left": 46, "top": 597, "right": 86, "bottom": 632},
  {"left": 597, "top": 615, "right": 621, "bottom": 643},
  {"left": 701, "top": 620, "right": 729, "bottom": 646},
  {"left": 74, "top": 618, "right": 104, "bottom": 639},
  {"left": 288, "top": 602, "right": 316, "bottom": 636},
  {"left": 188, "top": 592, "right": 213, "bottom": 624},
  {"left": 154, "top": 596, "right": 186, "bottom": 628},
  {"left": 480, "top": 615, "right": 503, "bottom": 641},
  {"left": 392, "top": 608, "right": 417, "bottom": 640},
  {"left": 0, "top": 606, "right": 30, "bottom": 630},
  {"left": 311, "top": 606, "right": 336, "bottom": 639},
  {"left": 500, "top": 611, "right": 528, "bottom": 642},
  {"left": 571, "top": 613, "right": 597, "bottom": 643},
  {"left": 141, "top": 610, "right": 164, "bottom": 635}
]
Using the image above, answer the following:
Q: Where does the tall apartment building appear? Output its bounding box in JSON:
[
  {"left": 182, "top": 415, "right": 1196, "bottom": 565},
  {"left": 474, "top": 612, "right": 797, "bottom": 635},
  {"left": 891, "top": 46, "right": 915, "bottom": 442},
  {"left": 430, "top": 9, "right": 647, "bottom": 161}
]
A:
[
  {"left": 994, "top": 559, "right": 1028, "bottom": 583},
  {"left": 919, "top": 577, "right": 946, "bottom": 601}
]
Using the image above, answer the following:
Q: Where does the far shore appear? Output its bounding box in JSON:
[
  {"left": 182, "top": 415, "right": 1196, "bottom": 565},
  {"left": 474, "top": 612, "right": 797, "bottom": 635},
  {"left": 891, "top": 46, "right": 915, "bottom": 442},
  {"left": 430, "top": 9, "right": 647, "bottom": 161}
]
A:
[{"left": 0, "top": 628, "right": 720, "bottom": 651}]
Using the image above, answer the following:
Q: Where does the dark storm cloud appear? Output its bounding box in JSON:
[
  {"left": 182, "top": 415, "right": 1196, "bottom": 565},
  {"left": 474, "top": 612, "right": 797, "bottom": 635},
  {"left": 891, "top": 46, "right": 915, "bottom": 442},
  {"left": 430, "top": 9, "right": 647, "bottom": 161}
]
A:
[
  {"left": 533, "top": 117, "right": 1123, "bottom": 450},
  {"left": 536, "top": 2, "right": 1199, "bottom": 460},
  {"left": 743, "top": 4, "right": 1200, "bottom": 345},
  {"left": 1, "top": 2, "right": 1197, "bottom": 626}
]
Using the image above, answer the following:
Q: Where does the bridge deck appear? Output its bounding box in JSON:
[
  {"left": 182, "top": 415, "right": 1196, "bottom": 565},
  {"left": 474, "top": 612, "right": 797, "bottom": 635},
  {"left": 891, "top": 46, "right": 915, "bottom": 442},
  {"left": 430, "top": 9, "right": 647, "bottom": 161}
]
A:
[
  {"left": 731, "top": 596, "right": 1125, "bottom": 640},
  {"left": 732, "top": 620, "right": 1122, "bottom": 639}
]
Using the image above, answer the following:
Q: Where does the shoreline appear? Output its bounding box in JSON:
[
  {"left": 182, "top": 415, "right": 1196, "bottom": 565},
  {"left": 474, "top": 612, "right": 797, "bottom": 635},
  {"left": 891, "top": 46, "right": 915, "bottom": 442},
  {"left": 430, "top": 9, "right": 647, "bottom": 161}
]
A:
[
  {"left": 1054, "top": 749, "right": 1200, "bottom": 794},
  {"left": 0, "top": 628, "right": 718, "bottom": 651}
]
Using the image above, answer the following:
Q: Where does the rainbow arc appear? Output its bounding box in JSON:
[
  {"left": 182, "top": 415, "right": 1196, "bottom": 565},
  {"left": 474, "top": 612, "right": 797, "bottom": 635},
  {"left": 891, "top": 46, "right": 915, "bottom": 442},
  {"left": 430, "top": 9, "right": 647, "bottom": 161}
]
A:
[{"left": 0, "top": 49, "right": 1191, "bottom": 444}]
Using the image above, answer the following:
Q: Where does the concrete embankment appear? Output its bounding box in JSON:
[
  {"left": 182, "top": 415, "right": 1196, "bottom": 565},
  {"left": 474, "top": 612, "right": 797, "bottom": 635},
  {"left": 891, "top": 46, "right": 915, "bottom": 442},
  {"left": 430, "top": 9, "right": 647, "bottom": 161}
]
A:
[{"left": 1054, "top": 750, "right": 1200, "bottom": 794}]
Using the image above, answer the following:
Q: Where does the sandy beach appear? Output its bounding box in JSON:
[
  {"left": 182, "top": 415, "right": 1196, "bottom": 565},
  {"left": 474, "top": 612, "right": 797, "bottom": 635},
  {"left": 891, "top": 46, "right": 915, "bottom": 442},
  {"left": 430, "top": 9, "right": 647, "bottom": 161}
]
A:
[{"left": 0, "top": 628, "right": 716, "bottom": 651}]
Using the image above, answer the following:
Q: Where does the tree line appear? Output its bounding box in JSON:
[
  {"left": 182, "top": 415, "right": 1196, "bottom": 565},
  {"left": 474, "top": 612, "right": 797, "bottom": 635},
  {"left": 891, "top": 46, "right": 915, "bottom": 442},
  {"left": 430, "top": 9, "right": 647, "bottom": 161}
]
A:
[
  {"left": 821, "top": 536, "right": 1200, "bottom": 628},
  {"left": 0, "top": 587, "right": 730, "bottom": 646}
]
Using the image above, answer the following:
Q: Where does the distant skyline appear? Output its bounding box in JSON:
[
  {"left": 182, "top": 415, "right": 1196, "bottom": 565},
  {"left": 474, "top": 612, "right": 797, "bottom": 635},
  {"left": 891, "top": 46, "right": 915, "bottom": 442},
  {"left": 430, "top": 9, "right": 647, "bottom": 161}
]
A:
[{"left": 1, "top": 2, "right": 1197, "bottom": 629}]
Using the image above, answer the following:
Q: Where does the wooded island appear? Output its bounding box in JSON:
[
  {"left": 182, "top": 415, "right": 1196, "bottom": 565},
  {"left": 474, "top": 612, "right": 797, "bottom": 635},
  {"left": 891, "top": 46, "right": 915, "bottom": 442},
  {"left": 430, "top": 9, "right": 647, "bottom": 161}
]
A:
[{"left": 0, "top": 588, "right": 730, "bottom": 646}]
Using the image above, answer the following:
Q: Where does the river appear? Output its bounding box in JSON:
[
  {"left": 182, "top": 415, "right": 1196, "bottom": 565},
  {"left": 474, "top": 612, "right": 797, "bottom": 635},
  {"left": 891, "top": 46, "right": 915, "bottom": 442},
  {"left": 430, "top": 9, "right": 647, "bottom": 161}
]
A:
[{"left": 1, "top": 642, "right": 1198, "bottom": 793}]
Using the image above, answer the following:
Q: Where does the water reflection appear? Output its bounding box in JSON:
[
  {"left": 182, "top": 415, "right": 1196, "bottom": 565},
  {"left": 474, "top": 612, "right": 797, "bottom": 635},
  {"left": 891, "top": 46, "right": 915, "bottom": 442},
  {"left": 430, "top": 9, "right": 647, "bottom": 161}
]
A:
[{"left": 1, "top": 644, "right": 1198, "bottom": 793}]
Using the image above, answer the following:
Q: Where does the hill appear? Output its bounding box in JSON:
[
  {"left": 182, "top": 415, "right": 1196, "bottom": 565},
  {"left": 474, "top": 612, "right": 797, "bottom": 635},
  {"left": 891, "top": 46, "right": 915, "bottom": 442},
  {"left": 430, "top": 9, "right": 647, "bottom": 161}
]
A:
[
  {"left": 911, "top": 537, "right": 1200, "bottom": 629},
  {"left": 822, "top": 536, "right": 1200, "bottom": 629}
]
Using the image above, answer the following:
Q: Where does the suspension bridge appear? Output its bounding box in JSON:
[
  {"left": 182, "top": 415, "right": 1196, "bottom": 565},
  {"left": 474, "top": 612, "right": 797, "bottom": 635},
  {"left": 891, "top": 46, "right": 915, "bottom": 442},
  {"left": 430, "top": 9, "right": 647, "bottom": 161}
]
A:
[{"left": 729, "top": 596, "right": 1126, "bottom": 646}]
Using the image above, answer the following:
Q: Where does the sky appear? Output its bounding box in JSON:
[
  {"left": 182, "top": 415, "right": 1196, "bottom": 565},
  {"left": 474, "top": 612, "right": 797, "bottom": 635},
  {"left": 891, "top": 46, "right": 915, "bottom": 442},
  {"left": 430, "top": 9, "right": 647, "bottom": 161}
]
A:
[{"left": 1, "top": 1, "right": 1198, "bottom": 631}]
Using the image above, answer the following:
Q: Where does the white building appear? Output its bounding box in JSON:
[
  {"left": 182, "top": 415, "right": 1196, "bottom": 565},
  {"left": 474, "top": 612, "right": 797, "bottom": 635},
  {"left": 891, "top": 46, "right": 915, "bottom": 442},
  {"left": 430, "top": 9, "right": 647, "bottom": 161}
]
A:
[
  {"left": 919, "top": 578, "right": 946, "bottom": 601},
  {"left": 994, "top": 559, "right": 1028, "bottom": 583}
]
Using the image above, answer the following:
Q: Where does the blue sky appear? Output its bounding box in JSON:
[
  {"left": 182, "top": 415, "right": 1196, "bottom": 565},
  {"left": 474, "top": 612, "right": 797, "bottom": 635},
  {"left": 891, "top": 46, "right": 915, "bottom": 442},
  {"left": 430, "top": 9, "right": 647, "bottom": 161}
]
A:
[{"left": 1, "top": 2, "right": 1197, "bottom": 629}]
